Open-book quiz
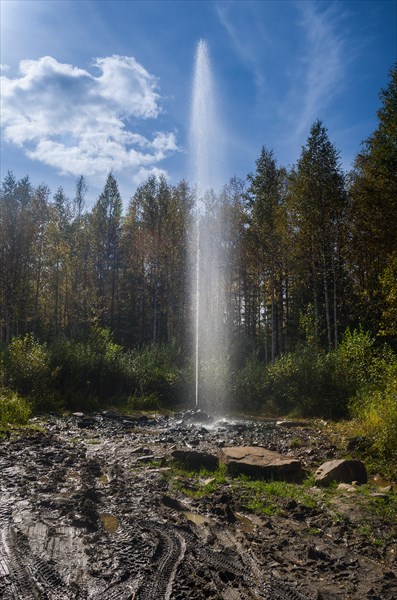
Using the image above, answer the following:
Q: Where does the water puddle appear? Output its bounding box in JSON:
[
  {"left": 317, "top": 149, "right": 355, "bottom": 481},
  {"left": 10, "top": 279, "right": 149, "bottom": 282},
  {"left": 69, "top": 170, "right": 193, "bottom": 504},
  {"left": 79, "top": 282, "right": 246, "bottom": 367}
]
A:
[
  {"left": 235, "top": 512, "right": 255, "bottom": 532},
  {"left": 182, "top": 511, "right": 211, "bottom": 526},
  {"left": 99, "top": 513, "right": 119, "bottom": 533},
  {"left": 370, "top": 475, "right": 393, "bottom": 489}
]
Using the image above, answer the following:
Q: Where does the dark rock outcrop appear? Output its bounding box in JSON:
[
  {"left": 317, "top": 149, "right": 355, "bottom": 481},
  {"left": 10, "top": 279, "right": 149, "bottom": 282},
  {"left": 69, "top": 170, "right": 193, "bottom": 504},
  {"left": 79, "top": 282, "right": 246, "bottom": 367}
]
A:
[{"left": 314, "top": 459, "right": 367, "bottom": 485}]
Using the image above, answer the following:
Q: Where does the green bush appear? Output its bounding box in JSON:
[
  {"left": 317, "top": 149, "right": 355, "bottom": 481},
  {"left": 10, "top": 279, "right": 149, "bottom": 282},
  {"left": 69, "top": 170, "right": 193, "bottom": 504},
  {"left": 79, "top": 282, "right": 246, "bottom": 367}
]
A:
[
  {"left": 232, "top": 352, "right": 269, "bottom": 413},
  {"left": 123, "top": 344, "right": 180, "bottom": 406},
  {"left": 50, "top": 328, "right": 126, "bottom": 410},
  {"left": 49, "top": 333, "right": 180, "bottom": 410},
  {"left": 3, "top": 334, "right": 57, "bottom": 410},
  {"left": 266, "top": 345, "right": 346, "bottom": 417},
  {"left": 350, "top": 357, "right": 397, "bottom": 477},
  {"left": 127, "top": 393, "right": 162, "bottom": 411},
  {"left": 0, "top": 388, "right": 32, "bottom": 425},
  {"left": 335, "top": 327, "right": 376, "bottom": 394},
  {"left": 234, "top": 328, "right": 383, "bottom": 418}
]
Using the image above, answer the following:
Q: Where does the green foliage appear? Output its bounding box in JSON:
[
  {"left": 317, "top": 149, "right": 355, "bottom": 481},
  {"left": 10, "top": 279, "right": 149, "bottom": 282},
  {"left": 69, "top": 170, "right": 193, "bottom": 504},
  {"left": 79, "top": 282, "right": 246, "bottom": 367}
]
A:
[
  {"left": 124, "top": 344, "right": 180, "bottom": 406},
  {"left": 378, "top": 252, "right": 397, "bottom": 338},
  {"left": 234, "top": 344, "right": 344, "bottom": 417},
  {"left": 351, "top": 357, "right": 397, "bottom": 478},
  {"left": 335, "top": 327, "right": 375, "bottom": 392},
  {"left": 50, "top": 328, "right": 125, "bottom": 410},
  {"left": 0, "top": 387, "right": 32, "bottom": 425},
  {"left": 3, "top": 334, "right": 57, "bottom": 410},
  {"left": 127, "top": 393, "right": 162, "bottom": 411},
  {"left": 232, "top": 352, "right": 265, "bottom": 412},
  {"left": 234, "top": 328, "right": 393, "bottom": 419}
]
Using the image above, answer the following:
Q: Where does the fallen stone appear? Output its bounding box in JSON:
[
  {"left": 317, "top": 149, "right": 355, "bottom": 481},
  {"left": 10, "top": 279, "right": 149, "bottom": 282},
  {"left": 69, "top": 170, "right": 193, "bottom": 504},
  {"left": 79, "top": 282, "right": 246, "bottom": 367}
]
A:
[
  {"left": 171, "top": 449, "right": 219, "bottom": 471},
  {"left": 218, "top": 446, "right": 302, "bottom": 481},
  {"left": 77, "top": 418, "right": 96, "bottom": 429},
  {"left": 315, "top": 459, "right": 367, "bottom": 485},
  {"left": 337, "top": 483, "right": 358, "bottom": 492}
]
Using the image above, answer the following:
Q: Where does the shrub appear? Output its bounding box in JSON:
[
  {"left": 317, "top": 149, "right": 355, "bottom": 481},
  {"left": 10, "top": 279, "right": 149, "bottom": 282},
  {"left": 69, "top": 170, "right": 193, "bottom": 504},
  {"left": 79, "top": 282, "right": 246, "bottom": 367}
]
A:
[
  {"left": 50, "top": 328, "right": 125, "bottom": 410},
  {"left": 123, "top": 344, "right": 180, "bottom": 406},
  {"left": 232, "top": 352, "right": 269, "bottom": 413},
  {"left": 0, "top": 388, "right": 32, "bottom": 425},
  {"left": 3, "top": 334, "right": 57, "bottom": 410},
  {"left": 335, "top": 327, "right": 376, "bottom": 394},
  {"left": 127, "top": 393, "right": 162, "bottom": 411},
  {"left": 350, "top": 357, "right": 397, "bottom": 478}
]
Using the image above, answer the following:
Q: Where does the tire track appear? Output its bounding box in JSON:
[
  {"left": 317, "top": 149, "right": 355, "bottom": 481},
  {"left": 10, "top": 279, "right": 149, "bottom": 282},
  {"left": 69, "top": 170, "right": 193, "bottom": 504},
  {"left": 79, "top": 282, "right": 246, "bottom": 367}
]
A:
[{"left": 135, "top": 524, "right": 186, "bottom": 600}]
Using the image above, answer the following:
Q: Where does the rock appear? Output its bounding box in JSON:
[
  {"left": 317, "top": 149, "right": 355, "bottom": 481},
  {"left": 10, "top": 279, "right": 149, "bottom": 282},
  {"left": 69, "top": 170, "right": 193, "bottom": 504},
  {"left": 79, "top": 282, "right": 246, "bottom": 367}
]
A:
[
  {"left": 77, "top": 417, "right": 96, "bottom": 429},
  {"left": 315, "top": 459, "right": 367, "bottom": 485},
  {"left": 181, "top": 409, "right": 214, "bottom": 424},
  {"left": 171, "top": 449, "right": 219, "bottom": 471},
  {"left": 337, "top": 483, "right": 358, "bottom": 492},
  {"left": 379, "top": 485, "right": 393, "bottom": 493},
  {"left": 218, "top": 446, "right": 302, "bottom": 481},
  {"left": 101, "top": 410, "right": 121, "bottom": 419}
]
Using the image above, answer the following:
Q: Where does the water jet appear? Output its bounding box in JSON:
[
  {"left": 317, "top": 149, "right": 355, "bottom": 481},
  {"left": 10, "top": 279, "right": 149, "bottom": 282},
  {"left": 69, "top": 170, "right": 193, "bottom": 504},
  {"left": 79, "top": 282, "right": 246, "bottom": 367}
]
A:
[{"left": 189, "top": 39, "right": 228, "bottom": 414}]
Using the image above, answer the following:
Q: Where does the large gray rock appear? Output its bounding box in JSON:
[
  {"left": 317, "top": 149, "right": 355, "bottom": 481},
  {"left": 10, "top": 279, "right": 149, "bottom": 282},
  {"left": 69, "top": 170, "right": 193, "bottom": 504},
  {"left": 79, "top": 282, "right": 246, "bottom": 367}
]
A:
[
  {"left": 314, "top": 459, "right": 367, "bottom": 486},
  {"left": 219, "top": 446, "right": 302, "bottom": 481}
]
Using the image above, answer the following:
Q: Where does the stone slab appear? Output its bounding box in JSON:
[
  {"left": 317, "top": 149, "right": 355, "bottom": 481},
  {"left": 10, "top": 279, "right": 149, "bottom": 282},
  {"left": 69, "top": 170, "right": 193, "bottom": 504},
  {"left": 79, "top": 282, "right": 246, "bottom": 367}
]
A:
[{"left": 219, "top": 446, "right": 302, "bottom": 481}]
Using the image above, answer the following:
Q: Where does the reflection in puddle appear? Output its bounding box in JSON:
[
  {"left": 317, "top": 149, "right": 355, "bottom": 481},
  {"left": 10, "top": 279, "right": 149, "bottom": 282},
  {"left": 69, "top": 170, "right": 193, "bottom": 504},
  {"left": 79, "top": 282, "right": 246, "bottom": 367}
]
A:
[
  {"left": 182, "top": 511, "right": 211, "bottom": 525},
  {"left": 99, "top": 513, "right": 119, "bottom": 533},
  {"left": 235, "top": 512, "right": 254, "bottom": 532}
]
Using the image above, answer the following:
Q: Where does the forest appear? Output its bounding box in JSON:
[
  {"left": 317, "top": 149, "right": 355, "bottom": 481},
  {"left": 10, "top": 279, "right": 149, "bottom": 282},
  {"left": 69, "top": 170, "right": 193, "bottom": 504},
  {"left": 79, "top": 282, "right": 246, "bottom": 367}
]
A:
[{"left": 1, "top": 64, "right": 396, "bottom": 473}]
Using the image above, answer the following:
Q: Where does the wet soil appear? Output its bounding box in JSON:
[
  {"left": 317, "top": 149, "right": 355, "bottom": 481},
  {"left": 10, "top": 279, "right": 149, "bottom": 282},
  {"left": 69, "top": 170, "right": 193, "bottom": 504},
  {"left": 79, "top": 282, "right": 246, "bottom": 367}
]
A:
[{"left": 0, "top": 413, "right": 396, "bottom": 599}]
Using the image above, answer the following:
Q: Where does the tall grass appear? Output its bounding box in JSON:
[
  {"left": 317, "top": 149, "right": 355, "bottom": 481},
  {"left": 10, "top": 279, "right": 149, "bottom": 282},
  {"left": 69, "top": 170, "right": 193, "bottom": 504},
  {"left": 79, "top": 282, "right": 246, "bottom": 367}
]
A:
[{"left": 0, "top": 388, "right": 32, "bottom": 426}]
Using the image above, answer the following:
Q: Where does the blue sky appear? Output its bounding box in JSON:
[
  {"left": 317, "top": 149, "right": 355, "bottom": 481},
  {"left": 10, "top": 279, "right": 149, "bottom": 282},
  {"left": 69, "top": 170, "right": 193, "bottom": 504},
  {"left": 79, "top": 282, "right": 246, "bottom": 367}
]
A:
[{"left": 1, "top": 0, "right": 396, "bottom": 205}]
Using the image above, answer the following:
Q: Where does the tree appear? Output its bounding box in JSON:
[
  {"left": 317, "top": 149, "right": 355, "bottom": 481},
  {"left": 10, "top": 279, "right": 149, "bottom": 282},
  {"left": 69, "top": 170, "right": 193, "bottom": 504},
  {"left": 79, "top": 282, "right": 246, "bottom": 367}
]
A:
[
  {"left": 288, "top": 121, "right": 347, "bottom": 350},
  {"left": 0, "top": 173, "right": 35, "bottom": 342},
  {"left": 246, "top": 148, "right": 288, "bottom": 360},
  {"left": 347, "top": 63, "right": 397, "bottom": 330},
  {"left": 90, "top": 173, "right": 122, "bottom": 330}
]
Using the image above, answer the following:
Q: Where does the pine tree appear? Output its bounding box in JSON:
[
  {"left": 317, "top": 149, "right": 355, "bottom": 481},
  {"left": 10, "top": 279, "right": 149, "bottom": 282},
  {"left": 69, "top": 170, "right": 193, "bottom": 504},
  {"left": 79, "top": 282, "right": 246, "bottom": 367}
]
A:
[
  {"left": 288, "top": 121, "right": 346, "bottom": 350},
  {"left": 348, "top": 63, "right": 397, "bottom": 330},
  {"left": 90, "top": 173, "right": 122, "bottom": 329}
]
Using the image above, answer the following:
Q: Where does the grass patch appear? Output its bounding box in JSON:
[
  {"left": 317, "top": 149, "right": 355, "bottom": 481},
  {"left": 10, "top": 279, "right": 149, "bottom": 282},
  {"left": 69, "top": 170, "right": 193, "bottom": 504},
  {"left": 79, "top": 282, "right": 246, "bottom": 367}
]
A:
[
  {"left": 0, "top": 388, "right": 32, "bottom": 426},
  {"left": 234, "top": 476, "right": 319, "bottom": 516},
  {"left": 164, "top": 463, "right": 229, "bottom": 499}
]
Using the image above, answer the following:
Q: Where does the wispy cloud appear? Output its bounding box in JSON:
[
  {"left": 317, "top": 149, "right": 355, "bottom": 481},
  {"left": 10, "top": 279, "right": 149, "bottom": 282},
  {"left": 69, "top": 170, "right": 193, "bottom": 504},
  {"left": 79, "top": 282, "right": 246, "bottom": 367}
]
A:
[
  {"left": 285, "top": 2, "right": 347, "bottom": 146},
  {"left": 215, "top": 1, "right": 269, "bottom": 100},
  {"left": 0, "top": 55, "right": 179, "bottom": 178}
]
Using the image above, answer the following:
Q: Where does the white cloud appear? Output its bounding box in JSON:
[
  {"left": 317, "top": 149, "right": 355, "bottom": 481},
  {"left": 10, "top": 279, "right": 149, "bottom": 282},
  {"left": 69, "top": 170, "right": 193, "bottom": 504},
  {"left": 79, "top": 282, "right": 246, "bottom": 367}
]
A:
[
  {"left": 133, "top": 166, "right": 168, "bottom": 185},
  {"left": 0, "top": 55, "right": 178, "bottom": 177},
  {"left": 286, "top": 2, "right": 346, "bottom": 144}
]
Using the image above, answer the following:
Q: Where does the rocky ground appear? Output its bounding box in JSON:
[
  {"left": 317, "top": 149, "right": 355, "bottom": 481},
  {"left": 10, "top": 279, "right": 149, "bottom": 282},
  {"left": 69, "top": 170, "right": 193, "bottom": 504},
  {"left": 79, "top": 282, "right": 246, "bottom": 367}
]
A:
[{"left": 0, "top": 411, "right": 396, "bottom": 599}]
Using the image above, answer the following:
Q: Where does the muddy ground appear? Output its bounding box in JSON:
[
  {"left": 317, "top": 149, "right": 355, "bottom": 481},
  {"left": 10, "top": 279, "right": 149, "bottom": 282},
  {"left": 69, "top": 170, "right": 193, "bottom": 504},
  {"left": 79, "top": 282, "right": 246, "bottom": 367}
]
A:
[{"left": 0, "top": 412, "right": 396, "bottom": 599}]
